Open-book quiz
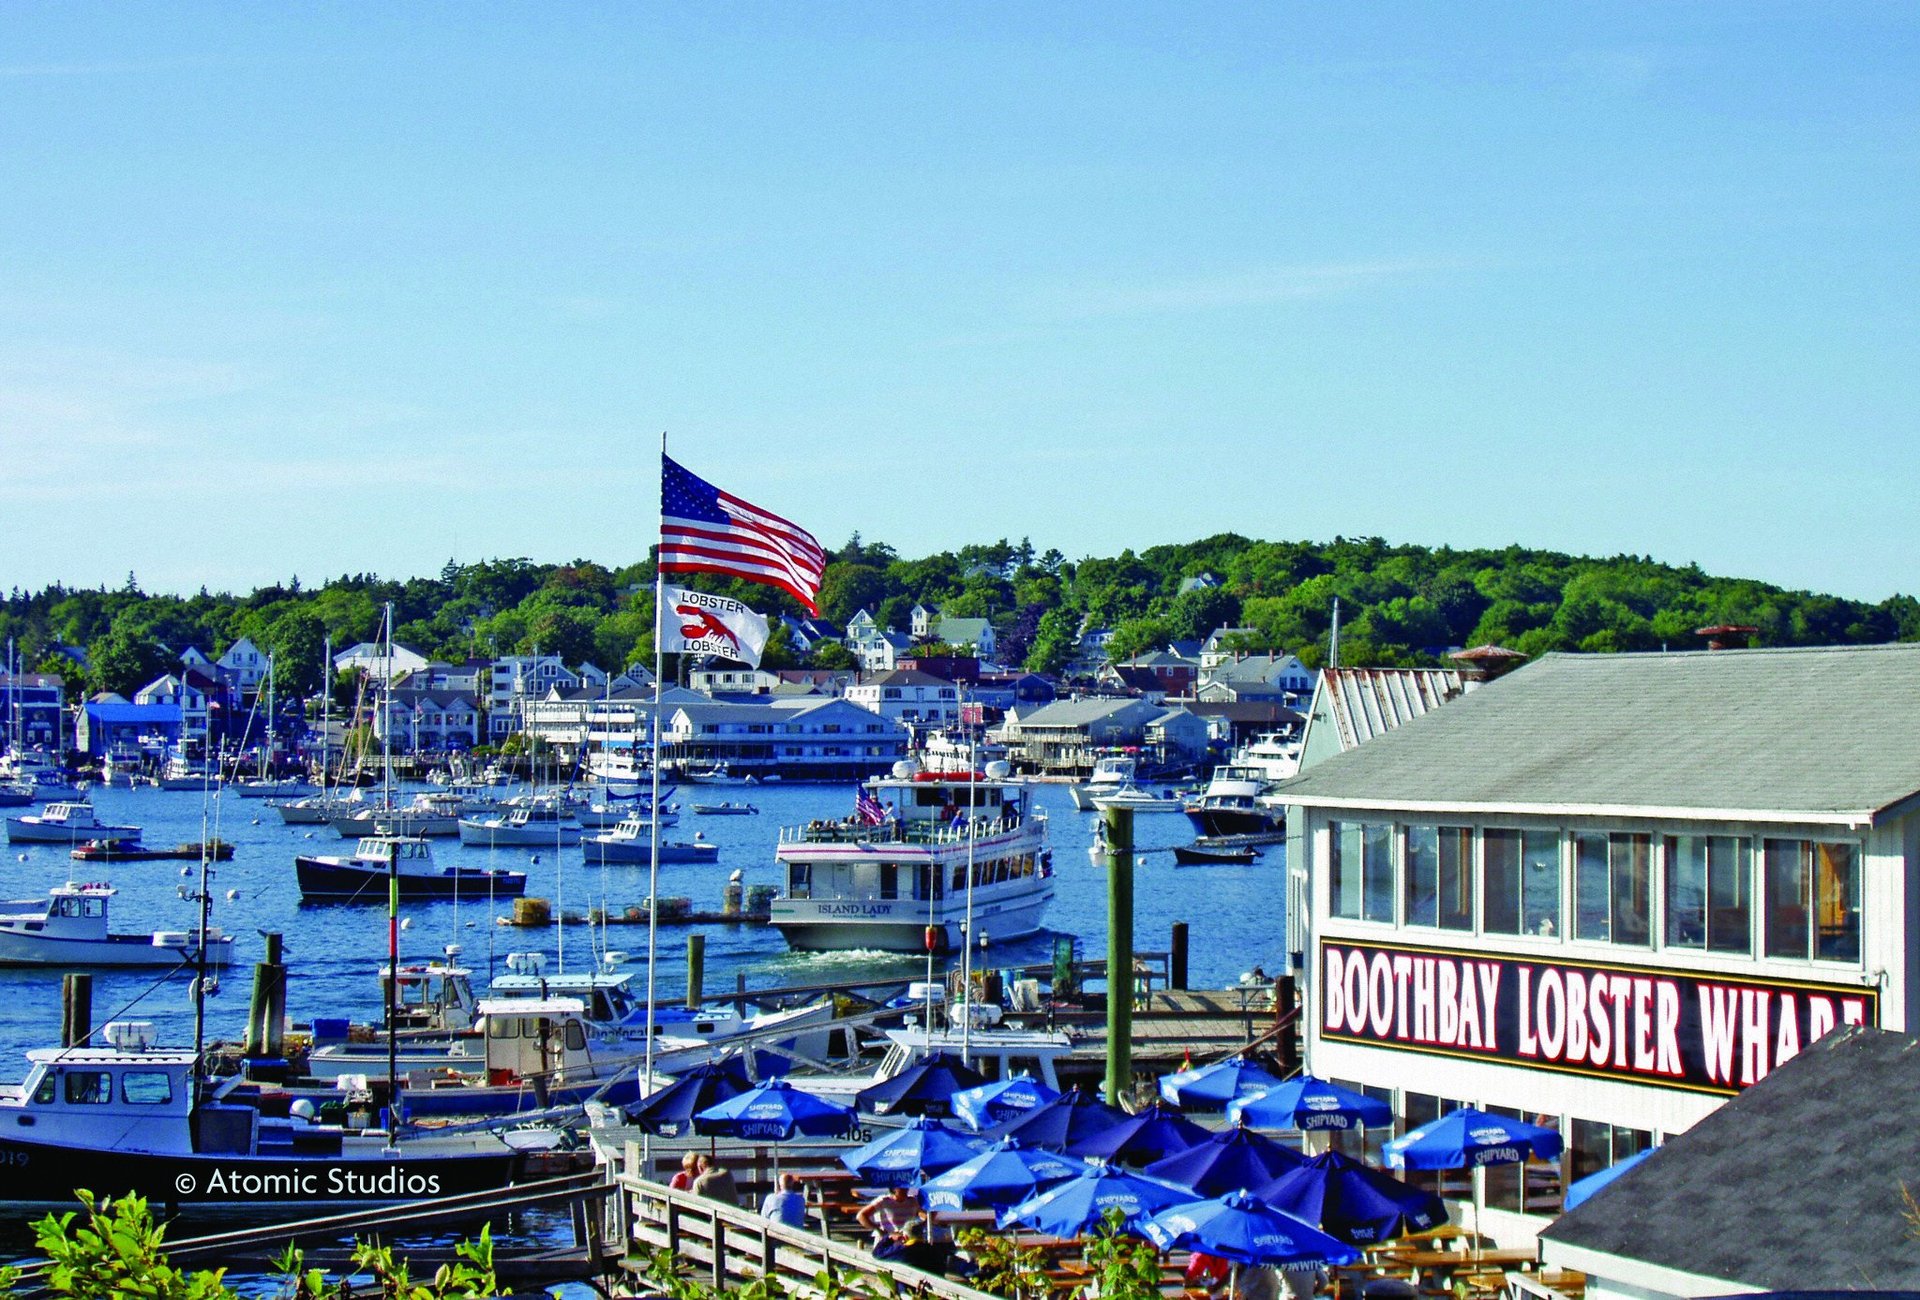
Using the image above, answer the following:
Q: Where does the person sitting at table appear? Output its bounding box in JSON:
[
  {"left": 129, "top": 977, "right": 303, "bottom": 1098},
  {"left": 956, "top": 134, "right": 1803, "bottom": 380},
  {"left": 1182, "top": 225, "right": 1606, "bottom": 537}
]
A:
[
  {"left": 691, "top": 1154, "right": 740, "bottom": 1206},
  {"left": 856, "top": 1184, "right": 921, "bottom": 1245},
  {"left": 761, "top": 1172, "right": 809, "bottom": 1230},
  {"left": 1186, "top": 1252, "right": 1232, "bottom": 1298},
  {"left": 668, "top": 1151, "right": 700, "bottom": 1191},
  {"left": 888, "top": 1220, "right": 951, "bottom": 1274}
]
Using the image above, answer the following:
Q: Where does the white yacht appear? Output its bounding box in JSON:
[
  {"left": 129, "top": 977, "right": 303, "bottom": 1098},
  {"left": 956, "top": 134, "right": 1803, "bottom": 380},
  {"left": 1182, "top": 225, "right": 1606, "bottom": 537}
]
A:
[
  {"left": 1067, "top": 753, "right": 1138, "bottom": 810},
  {"left": 770, "top": 760, "right": 1053, "bottom": 953},
  {"left": 0, "top": 883, "right": 234, "bottom": 968},
  {"left": 1236, "top": 729, "right": 1304, "bottom": 783},
  {"left": 1089, "top": 783, "right": 1185, "bottom": 813},
  {"left": 1182, "top": 763, "right": 1284, "bottom": 838},
  {"left": 6, "top": 801, "right": 141, "bottom": 844}
]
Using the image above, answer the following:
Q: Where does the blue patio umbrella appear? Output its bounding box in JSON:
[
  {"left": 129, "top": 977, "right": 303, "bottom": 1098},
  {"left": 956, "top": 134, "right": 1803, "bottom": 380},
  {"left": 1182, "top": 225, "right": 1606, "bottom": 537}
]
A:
[
  {"left": 1383, "top": 1107, "right": 1564, "bottom": 1170},
  {"left": 1144, "top": 1124, "right": 1308, "bottom": 1197},
  {"left": 623, "top": 1056, "right": 752, "bottom": 1137},
  {"left": 839, "top": 1117, "right": 986, "bottom": 1188},
  {"left": 1141, "top": 1191, "right": 1360, "bottom": 1268},
  {"left": 693, "top": 1078, "right": 858, "bottom": 1141},
  {"left": 1226, "top": 1076, "right": 1393, "bottom": 1133},
  {"left": 919, "top": 1138, "right": 1089, "bottom": 1211},
  {"left": 952, "top": 1073, "right": 1060, "bottom": 1132},
  {"left": 998, "top": 1163, "right": 1193, "bottom": 1236},
  {"left": 1066, "top": 1100, "right": 1212, "bottom": 1167},
  {"left": 1563, "top": 1147, "right": 1655, "bottom": 1211},
  {"left": 1255, "top": 1151, "right": 1447, "bottom": 1246},
  {"left": 1158, "top": 1057, "right": 1286, "bottom": 1111},
  {"left": 855, "top": 1051, "right": 988, "bottom": 1119},
  {"left": 988, "top": 1086, "right": 1129, "bottom": 1152}
]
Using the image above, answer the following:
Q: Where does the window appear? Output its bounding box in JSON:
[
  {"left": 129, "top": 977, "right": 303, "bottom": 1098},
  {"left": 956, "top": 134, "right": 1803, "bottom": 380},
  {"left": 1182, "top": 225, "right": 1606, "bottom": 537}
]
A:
[
  {"left": 1330, "top": 822, "right": 1393, "bottom": 922},
  {"left": 564, "top": 1021, "right": 587, "bottom": 1052},
  {"left": 65, "top": 1071, "right": 113, "bottom": 1104},
  {"left": 1328, "top": 1079, "right": 1394, "bottom": 1165},
  {"left": 1764, "top": 840, "right": 1861, "bottom": 962},
  {"left": 1398, "top": 1092, "right": 1469, "bottom": 1199},
  {"left": 1665, "top": 836, "right": 1750, "bottom": 953},
  {"left": 1483, "top": 1105, "right": 1562, "bottom": 1214},
  {"left": 1568, "top": 1118, "right": 1652, "bottom": 1190},
  {"left": 1484, "top": 830, "right": 1561, "bottom": 937},
  {"left": 1404, "top": 826, "right": 1473, "bottom": 930},
  {"left": 1574, "top": 833, "right": 1651, "bottom": 945},
  {"left": 121, "top": 1071, "right": 173, "bottom": 1104}
]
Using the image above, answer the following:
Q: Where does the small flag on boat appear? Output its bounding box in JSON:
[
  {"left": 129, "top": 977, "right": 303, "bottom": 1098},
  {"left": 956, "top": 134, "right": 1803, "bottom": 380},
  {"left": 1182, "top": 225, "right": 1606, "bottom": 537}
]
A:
[
  {"left": 659, "top": 454, "right": 826, "bottom": 613},
  {"left": 659, "top": 586, "right": 772, "bottom": 667},
  {"left": 855, "top": 786, "right": 888, "bottom": 826}
]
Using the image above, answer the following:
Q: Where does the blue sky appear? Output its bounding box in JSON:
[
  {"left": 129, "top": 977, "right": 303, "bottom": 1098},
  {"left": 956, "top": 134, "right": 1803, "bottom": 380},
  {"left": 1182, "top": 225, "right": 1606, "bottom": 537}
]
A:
[{"left": 3, "top": 4, "right": 1914, "bottom": 601}]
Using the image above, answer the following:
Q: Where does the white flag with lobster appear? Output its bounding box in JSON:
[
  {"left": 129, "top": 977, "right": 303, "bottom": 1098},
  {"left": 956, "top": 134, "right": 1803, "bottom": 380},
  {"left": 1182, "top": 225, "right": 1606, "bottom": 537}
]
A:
[{"left": 660, "top": 586, "right": 771, "bottom": 667}]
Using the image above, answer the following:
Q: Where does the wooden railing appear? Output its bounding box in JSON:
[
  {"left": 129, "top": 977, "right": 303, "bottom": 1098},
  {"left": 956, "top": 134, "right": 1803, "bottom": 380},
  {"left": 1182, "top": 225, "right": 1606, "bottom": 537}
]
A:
[{"left": 617, "top": 1153, "right": 997, "bottom": 1300}]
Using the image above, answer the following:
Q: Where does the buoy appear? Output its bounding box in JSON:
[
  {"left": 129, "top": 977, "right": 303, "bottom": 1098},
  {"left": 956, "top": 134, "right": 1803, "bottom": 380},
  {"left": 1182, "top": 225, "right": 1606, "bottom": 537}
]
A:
[
  {"left": 179, "top": 866, "right": 192, "bottom": 877},
  {"left": 250, "top": 818, "right": 261, "bottom": 826},
  {"left": 15, "top": 853, "right": 25, "bottom": 863},
  {"left": 924, "top": 925, "right": 940, "bottom": 953},
  {"left": 400, "top": 917, "right": 412, "bottom": 930},
  {"left": 530, "top": 854, "right": 541, "bottom": 865},
  {"left": 465, "top": 920, "right": 476, "bottom": 928},
  {"left": 225, "top": 889, "right": 239, "bottom": 901}
]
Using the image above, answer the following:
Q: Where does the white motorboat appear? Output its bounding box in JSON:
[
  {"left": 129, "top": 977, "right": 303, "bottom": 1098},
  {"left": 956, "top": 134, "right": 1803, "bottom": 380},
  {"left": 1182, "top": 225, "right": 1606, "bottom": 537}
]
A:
[
  {"left": 0, "top": 882, "right": 234, "bottom": 968},
  {"left": 1182, "top": 763, "right": 1285, "bottom": 837},
  {"left": 6, "top": 801, "right": 141, "bottom": 844},
  {"left": 770, "top": 759, "right": 1053, "bottom": 953},
  {"left": 691, "top": 801, "right": 757, "bottom": 816},
  {"left": 1067, "top": 754, "right": 1137, "bottom": 810},
  {"left": 457, "top": 800, "right": 582, "bottom": 847},
  {"left": 584, "top": 816, "right": 718, "bottom": 864},
  {"left": 1089, "top": 783, "right": 1185, "bottom": 813},
  {"left": 1236, "top": 729, "right": 1303, "bottom": 783},
  {"left": 232, "top": 777, "right": 320, "bottom": 800}
]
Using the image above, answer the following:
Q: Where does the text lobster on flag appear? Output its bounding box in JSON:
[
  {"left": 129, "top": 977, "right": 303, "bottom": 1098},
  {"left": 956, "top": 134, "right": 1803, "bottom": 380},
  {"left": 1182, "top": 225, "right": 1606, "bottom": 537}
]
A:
[
  {"left": 659, "top": 586, "right": 771, "bottom": 668},
  {"left": 659, "top": 454, "right": 826, "bottom": 614}
]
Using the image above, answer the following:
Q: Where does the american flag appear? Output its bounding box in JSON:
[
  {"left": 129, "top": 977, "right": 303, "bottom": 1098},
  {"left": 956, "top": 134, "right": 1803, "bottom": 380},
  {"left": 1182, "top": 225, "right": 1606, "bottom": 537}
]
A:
[
  {"left": 854, "top": 786, "right": 888, "bottom": 826},
  {"left": 659, "top": 454, "right": 826, "bottom": 614}
]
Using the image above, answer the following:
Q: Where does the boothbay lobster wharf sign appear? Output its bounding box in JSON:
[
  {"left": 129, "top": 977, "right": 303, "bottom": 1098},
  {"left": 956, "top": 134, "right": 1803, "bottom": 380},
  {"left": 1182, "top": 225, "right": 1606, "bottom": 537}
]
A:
[{"left": 1320, "top": 938, "right": 1878, "bottom": 1097}]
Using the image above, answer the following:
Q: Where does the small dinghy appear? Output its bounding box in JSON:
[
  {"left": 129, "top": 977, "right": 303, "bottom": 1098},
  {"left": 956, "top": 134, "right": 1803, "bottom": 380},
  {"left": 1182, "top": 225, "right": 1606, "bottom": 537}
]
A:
[{"left": 1172, "top": 842, "right": 1260, "bottom": 866}]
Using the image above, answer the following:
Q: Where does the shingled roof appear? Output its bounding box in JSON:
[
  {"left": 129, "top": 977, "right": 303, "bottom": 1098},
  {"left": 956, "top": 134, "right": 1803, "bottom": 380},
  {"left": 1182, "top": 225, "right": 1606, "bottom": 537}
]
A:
[
  {"left": 1275, "top": 644, "right": 1920, "bottom": 826},
  {"left": 1541, "top": 1026, "right": 1920, "bottom": 1290}
]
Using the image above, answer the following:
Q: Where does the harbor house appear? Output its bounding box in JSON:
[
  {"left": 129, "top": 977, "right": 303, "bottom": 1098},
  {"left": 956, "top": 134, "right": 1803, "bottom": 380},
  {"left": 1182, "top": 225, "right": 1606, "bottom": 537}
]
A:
[{"left": 1272, "top": 643, "right": 1920, "bottom": 1242}]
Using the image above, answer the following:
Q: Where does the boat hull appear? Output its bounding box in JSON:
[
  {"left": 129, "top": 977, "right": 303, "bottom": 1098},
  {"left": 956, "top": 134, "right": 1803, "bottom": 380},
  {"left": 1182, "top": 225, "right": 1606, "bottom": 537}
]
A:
[
  {"left": 0, "top": 1133, "right": 526, "bottom": 1208},
  {"left": 295, "top": 857, "right": 528, "bottom": 902},
  {"left": 1183, "top": 806, "right": 1282, "bottom": 838},
  {"left": 0, "top": 932, "right": 235, "bottom": 968},
  {"left": 770, "top": 885, "right": 1053, "bottom": 954},
  {"left": 585, "top": 839, "right": 718, "bottom": 864},
  {"left": 456, "top": 822, "right": 582, "bottom": 847}
]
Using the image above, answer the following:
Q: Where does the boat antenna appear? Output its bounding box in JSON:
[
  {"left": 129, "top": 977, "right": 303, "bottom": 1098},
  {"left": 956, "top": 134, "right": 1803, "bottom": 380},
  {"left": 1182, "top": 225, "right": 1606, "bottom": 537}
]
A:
[{"left": 320, "top": 634, "right": 332, "bottom": 805}]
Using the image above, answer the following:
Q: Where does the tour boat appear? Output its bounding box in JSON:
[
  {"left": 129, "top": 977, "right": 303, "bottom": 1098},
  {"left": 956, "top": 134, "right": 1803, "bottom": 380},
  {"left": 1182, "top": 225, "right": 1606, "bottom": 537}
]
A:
[
  {"left": 770, "top": 760, "right": 1053, "bottom": 953},
  {"left": 6, "top": 801, "right": 141, "bottom": 844},
  {"left": 0, "top": 882, "right": 235, "bottom": 968},
  {"left": 295, "top": 835, "right": 528, "bottom": 902}
]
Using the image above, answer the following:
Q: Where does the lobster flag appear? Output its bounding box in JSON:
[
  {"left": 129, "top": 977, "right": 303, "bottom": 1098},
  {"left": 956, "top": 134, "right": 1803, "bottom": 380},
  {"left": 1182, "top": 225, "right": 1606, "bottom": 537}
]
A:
[{"left": 660, "top": 586, "right": 771, "bottom": 667}]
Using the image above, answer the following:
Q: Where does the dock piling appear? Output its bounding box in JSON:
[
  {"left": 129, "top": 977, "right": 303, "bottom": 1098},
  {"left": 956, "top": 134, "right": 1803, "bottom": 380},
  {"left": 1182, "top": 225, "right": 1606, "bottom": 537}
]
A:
[
  {"left": 687, "top": 933, "right": 705, "bottom": 1011},
  {"left": 1170, "top": 921, "right": 1189, "bottom": 991},
  {"left": 1103, "top": 806, "right": 1134, "bottom": 1106},
  {"left": 245, "top": 932, "right": 287, "bottom": 1056},
  {"left": 61, "top": 972, "right": 93, "bottom": 1048}
]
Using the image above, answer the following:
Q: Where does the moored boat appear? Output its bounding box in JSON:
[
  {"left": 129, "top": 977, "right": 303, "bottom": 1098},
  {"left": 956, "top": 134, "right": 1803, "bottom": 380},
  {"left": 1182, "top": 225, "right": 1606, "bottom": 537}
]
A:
[
  {"left": 0, "top": 882, "right": 235, "bottom": 967},
  {"left": 456, "top": 800, "right": 581, "bottom": 847},
  {"left": 295, "top": 835, "right": 529, "bottom": 902},
  {"left": 770, "top": 760, "right": 1053, "bottom": 953},
  {"left": 1089, "top": 783, "right": 1184, "bottom": 813},
  {"left": 6, "top": 801, "right": 141, "bottom": 844},
  {"left": 584, "top": 816, "right": 718, "bottom": 864}
]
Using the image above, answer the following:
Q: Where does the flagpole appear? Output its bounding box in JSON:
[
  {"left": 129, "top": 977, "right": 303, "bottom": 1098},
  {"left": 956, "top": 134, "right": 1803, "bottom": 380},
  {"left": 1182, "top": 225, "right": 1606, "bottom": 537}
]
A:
[{"left": 644, "top": 431, "right": 665, "bottom": 1177}]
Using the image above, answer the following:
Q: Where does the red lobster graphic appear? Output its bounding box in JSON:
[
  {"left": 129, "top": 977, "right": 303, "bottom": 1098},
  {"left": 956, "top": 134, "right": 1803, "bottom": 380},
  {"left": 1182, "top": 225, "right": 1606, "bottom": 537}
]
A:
[{"left": 677, "top": 603, "right": 741, "bottom": 654}]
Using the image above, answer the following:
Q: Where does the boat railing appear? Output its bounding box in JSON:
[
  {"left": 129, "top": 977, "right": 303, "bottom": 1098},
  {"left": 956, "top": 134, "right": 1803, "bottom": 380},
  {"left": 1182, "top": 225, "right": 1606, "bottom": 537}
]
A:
[{"left": 778, "top": 815, "right": 1027, "bottom": 847}]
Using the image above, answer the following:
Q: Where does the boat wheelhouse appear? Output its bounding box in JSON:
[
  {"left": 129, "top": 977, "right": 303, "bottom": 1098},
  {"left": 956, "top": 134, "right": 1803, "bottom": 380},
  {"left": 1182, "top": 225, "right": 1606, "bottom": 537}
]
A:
[
  {"left": 1184, "top": 764, "right": 1284, "bottom": 838},
  {"left": 771, "top": 761, "right": 1053, "bottom": 953}
]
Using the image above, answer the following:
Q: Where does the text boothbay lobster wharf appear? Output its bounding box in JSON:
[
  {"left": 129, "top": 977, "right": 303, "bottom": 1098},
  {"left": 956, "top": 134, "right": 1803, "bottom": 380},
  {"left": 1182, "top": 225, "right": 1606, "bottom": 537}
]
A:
[{"left": 1321, "top": 939, "right": 1876, "bottom": 1096}]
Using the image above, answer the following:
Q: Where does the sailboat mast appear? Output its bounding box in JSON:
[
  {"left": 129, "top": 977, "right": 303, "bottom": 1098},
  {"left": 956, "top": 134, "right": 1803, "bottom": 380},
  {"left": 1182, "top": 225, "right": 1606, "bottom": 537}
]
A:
[{"left": 381, "top": 603, "right": 400, "bottom": 1135}]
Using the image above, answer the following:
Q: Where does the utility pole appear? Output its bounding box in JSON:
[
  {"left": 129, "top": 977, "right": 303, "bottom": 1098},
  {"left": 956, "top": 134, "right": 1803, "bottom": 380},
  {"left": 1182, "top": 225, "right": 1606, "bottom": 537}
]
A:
[{"left": 1103, "top": 805, "right": 1134, "bottom": 1106}]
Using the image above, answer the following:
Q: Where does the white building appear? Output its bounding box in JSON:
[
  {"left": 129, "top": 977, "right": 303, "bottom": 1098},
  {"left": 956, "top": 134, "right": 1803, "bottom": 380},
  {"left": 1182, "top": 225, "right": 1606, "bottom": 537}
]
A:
[
  {"left": 134, "top": 674, "right": 211, "bottom": 740},
  {"left": 217, "top": 637, "right": 270, "bottom": 693},
  {"left": 689, "top": 667, "right": 782, "bottom": 695},
  {"left": 333, "top": 641, "right": 431, "bottom": 685},
  {"left": 663, "top": 697, "right": 909, "bottom": 781},
  {"left": 845, "top": 669, "right": 960, "bottom": 729},
  {"left": 1272, "top": 644, "right": 1920, "bottom": 1246}
]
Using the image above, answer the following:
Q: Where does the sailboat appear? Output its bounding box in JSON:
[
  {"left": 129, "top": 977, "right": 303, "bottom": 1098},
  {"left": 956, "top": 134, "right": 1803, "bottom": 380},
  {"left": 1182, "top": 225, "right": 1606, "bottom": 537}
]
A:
[{"left": 232, "top": 655, "right": 318, "bottom": 799}]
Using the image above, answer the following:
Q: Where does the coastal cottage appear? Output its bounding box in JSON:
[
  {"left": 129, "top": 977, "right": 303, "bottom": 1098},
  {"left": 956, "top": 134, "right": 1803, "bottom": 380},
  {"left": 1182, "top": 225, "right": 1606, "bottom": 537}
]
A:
[
  {"left": 216, "top": 636, "right": 269, "bottom": 694},
  {"left": 1272, "top": 643, "right": 1920, "bottom": 1246},
  {"left": 845, "top": 669, "right": 960, "bottom": 730},
  {"left": 486, "top": 654, "right": 580, "bottom": 739},
  {"left": 1001, "top": 697, "right": 1166, "bottom": 775},
  {"left": 333, "top": 641, "right": 431, "bottom": 685}
]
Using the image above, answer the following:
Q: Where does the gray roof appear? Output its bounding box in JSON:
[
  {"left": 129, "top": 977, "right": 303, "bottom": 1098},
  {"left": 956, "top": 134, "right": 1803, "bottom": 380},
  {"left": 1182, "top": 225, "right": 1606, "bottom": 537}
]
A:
[
  {"left": 1014, "top": 697, "right": 1160, "bottom": 729},
  {"left": 1276, "top": 645, "right": 1920, "bottom": 825},
  {"left": 1541, "top": 1025, "right": 1920, "bottom": 1288},
  {"left": 1208, "top": 654, "right": 1307, "bottom": 684}
]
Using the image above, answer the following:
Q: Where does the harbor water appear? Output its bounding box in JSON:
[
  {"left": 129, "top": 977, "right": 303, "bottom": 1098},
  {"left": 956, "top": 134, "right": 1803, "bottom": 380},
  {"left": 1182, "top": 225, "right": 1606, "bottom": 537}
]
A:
[{"left": 0, "top": 782, "right": 1288, "bottom": 1072}]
